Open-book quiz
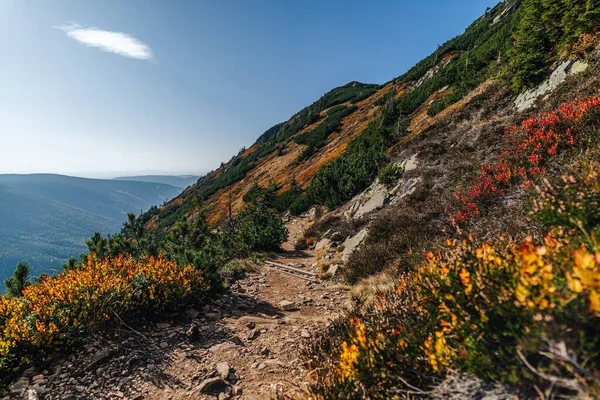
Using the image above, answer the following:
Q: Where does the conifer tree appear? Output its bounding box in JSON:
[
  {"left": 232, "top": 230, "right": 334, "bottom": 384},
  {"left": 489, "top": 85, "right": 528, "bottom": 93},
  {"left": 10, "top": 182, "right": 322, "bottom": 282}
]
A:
[
  {"left": 512, "top": 0, "right": 551, "bottom": 91},
  {"left": 4, "top": 262, "right": 31, "bottom": 297}
]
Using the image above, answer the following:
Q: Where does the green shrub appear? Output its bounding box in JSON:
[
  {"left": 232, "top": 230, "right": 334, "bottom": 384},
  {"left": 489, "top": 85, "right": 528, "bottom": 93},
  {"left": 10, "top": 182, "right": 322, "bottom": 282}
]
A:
[
  {"left": 295, "top": 105, "right": 357, "bottom": 162},
  {"left": 377, "top": 164, "right": 404, "bottom": 186},
  {"left": 217, "top": 259, "right": 256, "bottom": 286},
  {"left": 233, "top": 205, "right": 288, "bottom": 252}
]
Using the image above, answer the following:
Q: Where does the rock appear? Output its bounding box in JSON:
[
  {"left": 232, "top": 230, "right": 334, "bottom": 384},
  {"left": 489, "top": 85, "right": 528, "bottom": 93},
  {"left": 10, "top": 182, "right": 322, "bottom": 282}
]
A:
[
  {"left": 300, "top": 329, "right": 311, "bottom": 339},
  {"left": 515, "top": 60, "right": 589, "bottom": 112},
  {"left": 186, "top": 308, "right": 200, "bottom": 320},
  {"left": 24, "top": 389, "right": 39, "bottom": 400},
  {"left": 326, "top": 264, "right": 339, "bottom": 277},
  {"left": 205, "top": 312, "right": 221, "bottom": 320},
  {"left": 315, "top": 238, "right": 332, "bottom": 252},
  {"left": 198, "top": 377, "right": 229, "bottom": 394},
  {"left": 186, "top": 323, "right": 201, "bottom": 341},
  {"left": 215, "top": 362, "right": 231, "bottom": 380},
  {"left": 402, "top": 154, "right": 419, "bottom": 172},
  {"left": 227, "top": 371, "right": 238, "bottom": 382},
  {"left": 218, "top": 392, "right": 231, "bottom": 400},
  {"left": 156, "top": 322, "right": 171, "bottom": 329},
  {"left": 278, "top": 300, "right": 297, "bottom": 311},
  {"left": 159, "top": 342, "right": 169, "bottom": 349},
  {"left": 10, "top": 377, "right": 29, "bottom": 395},
  {"left": 571, "top": 60, "right": 589, "bottom": 74},
  {"left": 86, "top": 348, "right": 117, "bottom": 371},
  {"left": 355, "top": 184, "right": 388, "bottom": 218},
  {"left": 342, "top": 229, "right": 369, "bottom": 262},
  {"left": 232, "top": 385, "right": 243, "bottom": 396},
  {"left": 247, "top": 328, "right": 259, "bottom": 340}
]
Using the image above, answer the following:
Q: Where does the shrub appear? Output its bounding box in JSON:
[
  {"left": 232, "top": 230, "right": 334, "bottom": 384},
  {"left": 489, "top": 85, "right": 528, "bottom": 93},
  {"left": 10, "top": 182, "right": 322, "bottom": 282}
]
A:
[
  {"left": 295, "top": 105, "right": 357, "bottom": 162},
  {"left": 307, "top": 120, "right": 393, "bottom": 208},
  {"left": 306, "top": 157, "right": 600, "bottom": 400},
  {"left": 217, "top": 259, "right": 256, "bottom": 286},
  {"left": 450, "top": 96, "right": 600, "bottom": 223},
  {"left": 233, "top": 205, "right": 288, "bottom": 252},
  {"left": 4, "top": 262, "right": 31, "bottom": 298},
  {"left": 0, "top": 255, "right": 208, "bottom": 369},
  {"left": 294, "top": 237, "right": 309, "bottom": 251},
  {"left": 377, "top": 164, "right": 405, "bottom": 186}
]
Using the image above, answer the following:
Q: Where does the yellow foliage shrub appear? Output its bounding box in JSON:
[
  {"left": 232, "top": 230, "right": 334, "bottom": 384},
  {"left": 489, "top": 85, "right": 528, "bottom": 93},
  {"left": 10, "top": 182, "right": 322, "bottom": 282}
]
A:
[{"left": 0, "top": 255, "right": 208, "bottom": 365}]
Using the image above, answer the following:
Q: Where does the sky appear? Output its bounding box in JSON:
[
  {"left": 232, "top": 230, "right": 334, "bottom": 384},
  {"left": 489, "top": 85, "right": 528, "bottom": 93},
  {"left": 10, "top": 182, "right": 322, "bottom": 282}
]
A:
[{"left": 0, "top": 0, "right": 499, "bottom": 178}]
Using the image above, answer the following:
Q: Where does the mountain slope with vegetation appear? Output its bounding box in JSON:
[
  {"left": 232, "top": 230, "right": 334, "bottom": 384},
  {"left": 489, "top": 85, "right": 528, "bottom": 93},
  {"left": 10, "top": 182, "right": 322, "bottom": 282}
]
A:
[
  {"left": 0, "top": 174, "right": 182, "bottom": 282},
  {"left": 2, "top": 0, "right": 600, "bottom": 398}
]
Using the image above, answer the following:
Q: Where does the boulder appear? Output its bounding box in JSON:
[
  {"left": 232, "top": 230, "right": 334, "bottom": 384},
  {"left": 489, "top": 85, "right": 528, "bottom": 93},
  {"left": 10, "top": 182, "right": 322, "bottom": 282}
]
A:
[
  {"left": 342, "top": 229, "right": 369, "bottom": 262},
  {"left": 278, "top": 300, "right": 298, "bottom": 311}
]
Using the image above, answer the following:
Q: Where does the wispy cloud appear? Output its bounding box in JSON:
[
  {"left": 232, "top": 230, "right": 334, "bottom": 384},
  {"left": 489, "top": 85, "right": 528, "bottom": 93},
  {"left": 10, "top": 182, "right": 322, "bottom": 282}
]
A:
[{"left": 56, "top": 23, "right": 154, "bottom": 61}]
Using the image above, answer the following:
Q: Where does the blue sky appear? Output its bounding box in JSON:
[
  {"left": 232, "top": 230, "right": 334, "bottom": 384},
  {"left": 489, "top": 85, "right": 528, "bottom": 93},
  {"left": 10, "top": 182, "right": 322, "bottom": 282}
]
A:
[{"left": 0, "top": 0, "right": 498, "bottom": 178}]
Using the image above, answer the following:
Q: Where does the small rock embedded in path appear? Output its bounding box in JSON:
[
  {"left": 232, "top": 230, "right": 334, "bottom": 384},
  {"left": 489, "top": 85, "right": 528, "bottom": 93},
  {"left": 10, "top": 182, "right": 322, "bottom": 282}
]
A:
[
  {"left": 199, "top": 377, "right": 230, "bottom": 394},
  {"left": 279, "top": 300, "right": 298, "bottom": 311},
  {"left": 301, "top": 329, "right": 311, "bottom": 338},
  {"left": 186, "top": 323, "right": 201, "bottom": 341},
  {"left": 247, "top": 328, "right": 259, "bottom": 340},
  {"left": 216, "top": 362, "right": 231, "bottom": 380},
  {"left": 186, "top": 308, "right": 200, "bottom": 319},
  {"left": 326, "top": 264, "right": 339, "bottom": 277},
  {"left": 10, "top": 377, "right": 29, "bottom": 395}
]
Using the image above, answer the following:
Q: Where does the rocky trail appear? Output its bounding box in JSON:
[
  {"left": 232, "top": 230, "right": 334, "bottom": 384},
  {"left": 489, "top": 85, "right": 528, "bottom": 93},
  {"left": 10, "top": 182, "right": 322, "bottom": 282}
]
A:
[{"left": 4, "top": 219, "right": 350, "bottom": 400}]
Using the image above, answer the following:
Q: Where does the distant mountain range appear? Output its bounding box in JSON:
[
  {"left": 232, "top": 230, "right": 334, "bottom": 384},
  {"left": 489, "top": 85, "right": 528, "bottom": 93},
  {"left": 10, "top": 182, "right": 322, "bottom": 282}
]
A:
[
  {"left": 0, "top": 174, "right": 184, "bottom": 283},
  {"left": 114, "top": 175, "right": 199, "bottom": 189}
]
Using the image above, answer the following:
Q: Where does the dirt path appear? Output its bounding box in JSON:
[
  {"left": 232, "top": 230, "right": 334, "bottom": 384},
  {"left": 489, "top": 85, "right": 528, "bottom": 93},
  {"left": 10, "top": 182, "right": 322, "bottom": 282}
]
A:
[
  {"left": 139, "top": 251, "right": 348, "bottom": 400},
  {"left": 6, "top": 219, "right": 349, "bottom": 400}
]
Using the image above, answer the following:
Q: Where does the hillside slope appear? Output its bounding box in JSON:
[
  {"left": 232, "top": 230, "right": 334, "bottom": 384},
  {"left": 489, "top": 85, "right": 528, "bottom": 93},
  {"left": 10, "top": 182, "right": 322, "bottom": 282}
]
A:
[
  {"left": 146, "top": 0, "right": 524, "bottom": 231},
  {"left": 0, "top": 174, "right": 182, "bottom": 281}
]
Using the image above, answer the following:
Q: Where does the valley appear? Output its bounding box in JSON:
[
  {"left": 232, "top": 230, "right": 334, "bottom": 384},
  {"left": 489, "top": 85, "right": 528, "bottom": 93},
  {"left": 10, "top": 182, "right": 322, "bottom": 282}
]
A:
[{"left": 0, "top": 174, "right": 182, "bottom": 281}]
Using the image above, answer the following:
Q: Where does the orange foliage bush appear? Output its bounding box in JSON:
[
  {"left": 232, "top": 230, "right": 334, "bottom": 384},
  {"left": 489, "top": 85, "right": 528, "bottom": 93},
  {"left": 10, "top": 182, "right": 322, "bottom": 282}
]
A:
[{"left": 0, "top": 255, "right": 208, "bottom": 365}]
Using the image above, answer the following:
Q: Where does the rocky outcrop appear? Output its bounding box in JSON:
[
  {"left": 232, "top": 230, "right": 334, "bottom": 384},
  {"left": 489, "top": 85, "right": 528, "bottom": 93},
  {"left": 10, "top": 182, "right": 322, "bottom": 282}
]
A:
[
  {"left": 344, "top": 154, "right": 420, "bottom": 219},
  {"left": 515, "top": 60, "right": 589, "bottom": 112},
  {"left": 342, "top": 229, "right": 369, "bottom": 262}
]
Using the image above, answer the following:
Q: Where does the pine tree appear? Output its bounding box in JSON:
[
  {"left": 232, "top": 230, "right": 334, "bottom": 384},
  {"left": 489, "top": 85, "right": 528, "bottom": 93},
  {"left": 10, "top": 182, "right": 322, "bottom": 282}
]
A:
[
  {"left": 4, "top": 262, "right": 31, "bottom": 297},
  {"left": 512, "top": 0, "right": 551, "bottom": 91},
  {"left": 581, "top": 0, "right": 600, "bottom": 32},
  {"left": 562, "top": 0, "right": 589, "bottom": 47}
]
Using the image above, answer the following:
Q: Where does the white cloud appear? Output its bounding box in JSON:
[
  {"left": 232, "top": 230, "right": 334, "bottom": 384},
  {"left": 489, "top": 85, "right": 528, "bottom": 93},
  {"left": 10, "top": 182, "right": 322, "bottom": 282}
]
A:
[{"left": 56, "top": 23, "right": 154, "bottom": 61}]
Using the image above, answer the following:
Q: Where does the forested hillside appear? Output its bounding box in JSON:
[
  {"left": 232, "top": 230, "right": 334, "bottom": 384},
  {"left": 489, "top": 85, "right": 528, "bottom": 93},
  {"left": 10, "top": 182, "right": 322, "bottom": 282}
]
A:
[{"left": 0, "top": 174, "right": 181, "bottom": 282}]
